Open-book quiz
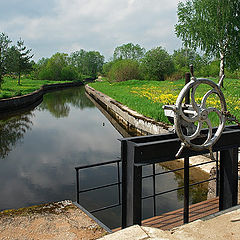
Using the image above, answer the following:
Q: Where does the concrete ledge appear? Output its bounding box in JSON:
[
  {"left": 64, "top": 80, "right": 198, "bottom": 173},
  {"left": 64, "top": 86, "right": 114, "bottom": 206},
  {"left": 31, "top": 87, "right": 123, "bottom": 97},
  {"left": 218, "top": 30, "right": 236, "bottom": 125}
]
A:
[
  {"left": 0, "top": 81, "right": 83, "bottom": 113},
  {"left": 85, "top": 84, "right": 170, "bottom": 135}
]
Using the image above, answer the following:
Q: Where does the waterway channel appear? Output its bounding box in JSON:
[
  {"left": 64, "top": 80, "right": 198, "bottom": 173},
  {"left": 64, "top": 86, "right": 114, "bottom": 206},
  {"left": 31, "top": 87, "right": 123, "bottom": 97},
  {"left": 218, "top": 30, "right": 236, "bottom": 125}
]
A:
[{"left": 0, "top": 86, "right": 208, "bottom": 229}]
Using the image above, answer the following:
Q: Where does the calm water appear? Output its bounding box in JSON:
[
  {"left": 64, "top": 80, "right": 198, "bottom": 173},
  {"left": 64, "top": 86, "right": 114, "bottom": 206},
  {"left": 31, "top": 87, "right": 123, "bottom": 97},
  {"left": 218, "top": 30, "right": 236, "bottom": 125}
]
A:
[{"left": 0, "top": 86, "right": 205, "bottom": 229}]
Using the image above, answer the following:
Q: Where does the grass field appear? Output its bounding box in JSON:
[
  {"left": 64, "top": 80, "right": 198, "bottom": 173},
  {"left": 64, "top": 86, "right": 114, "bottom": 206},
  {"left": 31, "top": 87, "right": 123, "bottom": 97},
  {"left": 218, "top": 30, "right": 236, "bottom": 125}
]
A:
[
  {"left": 89, "top": 78, "right": 240, "bottom": 126},
  {"left": 0, "top": 77, "right": 73, "bottom": 99}
]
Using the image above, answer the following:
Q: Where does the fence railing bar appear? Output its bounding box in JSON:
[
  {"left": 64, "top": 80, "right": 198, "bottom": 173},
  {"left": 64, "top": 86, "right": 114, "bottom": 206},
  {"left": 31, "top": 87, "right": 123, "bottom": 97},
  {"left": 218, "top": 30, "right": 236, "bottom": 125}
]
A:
[
  {"left": 189, "top": 178, "right": 217, "bottom": 187},
  {"left": 142, "top": 186, "right": 185, "bottom": 200},
  {"left": 142, "top": 159, "right": 216, "bottom": 180},
  {"left": 79, "top": 182, "right": 122, "bottom": 194},
  {"left": 90, "top": 203, "right": 121, "bottom": 213},
  {"left": 189, "top": 160, "right": 216, "bottom": 168},
  {"left": 75, "top": 159, "right": 121, "bottom": 170}
]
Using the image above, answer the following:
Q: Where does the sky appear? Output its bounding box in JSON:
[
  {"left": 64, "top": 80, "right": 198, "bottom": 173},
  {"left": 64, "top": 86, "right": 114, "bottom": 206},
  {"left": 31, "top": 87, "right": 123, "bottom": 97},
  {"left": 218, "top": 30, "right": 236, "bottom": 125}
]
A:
[{"left": 0, "top": 0, "right": 184, "bottom": 62}]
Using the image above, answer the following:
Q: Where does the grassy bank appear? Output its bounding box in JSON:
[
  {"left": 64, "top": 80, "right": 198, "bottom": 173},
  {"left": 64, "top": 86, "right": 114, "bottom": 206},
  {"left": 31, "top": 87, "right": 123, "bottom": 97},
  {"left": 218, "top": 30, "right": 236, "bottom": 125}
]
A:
[
  {"left": 0, "top": 77, "right": 75, "bottom": 99},
  {"left": 89, "top": 78, "right": 240, "bottom": 126}
]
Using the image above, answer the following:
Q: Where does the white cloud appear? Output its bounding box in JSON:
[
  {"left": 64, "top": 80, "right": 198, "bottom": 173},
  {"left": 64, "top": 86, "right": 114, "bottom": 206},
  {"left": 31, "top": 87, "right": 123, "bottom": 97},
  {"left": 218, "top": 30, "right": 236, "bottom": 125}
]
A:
[{"left": 0, "top": 0, "right": 184, "bottom": 61}]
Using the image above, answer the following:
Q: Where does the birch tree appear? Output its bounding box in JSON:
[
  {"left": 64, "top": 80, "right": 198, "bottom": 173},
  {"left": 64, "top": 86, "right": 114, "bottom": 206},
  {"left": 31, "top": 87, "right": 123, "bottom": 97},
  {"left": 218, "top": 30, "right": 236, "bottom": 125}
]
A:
[{"left": 175, "top": 0, "right": 240, "bottom": 82}]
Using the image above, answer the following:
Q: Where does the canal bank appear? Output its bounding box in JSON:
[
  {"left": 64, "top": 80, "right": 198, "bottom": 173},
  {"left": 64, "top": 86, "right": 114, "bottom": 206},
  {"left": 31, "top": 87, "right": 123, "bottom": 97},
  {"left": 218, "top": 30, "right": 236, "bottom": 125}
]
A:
[
  {"left": 85, "top": 84, "right": 216, "bottom": 174},
  {"left": 0, "top": 81, "right": 83, "bottom": 112}
]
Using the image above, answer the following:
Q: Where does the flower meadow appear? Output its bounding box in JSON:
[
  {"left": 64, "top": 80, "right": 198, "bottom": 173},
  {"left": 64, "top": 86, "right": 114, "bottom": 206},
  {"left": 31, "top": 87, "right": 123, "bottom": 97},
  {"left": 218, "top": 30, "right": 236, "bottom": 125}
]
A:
[{"left": 90, "top": 78, "right": 240, "bottom": 126}]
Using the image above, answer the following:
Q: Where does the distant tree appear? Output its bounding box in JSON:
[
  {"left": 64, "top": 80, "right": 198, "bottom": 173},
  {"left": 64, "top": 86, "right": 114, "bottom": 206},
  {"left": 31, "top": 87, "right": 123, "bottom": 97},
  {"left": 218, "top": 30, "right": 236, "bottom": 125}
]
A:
[
  {"left": 113, "top": 43, "right": 145, "bottom": 61},
  {"left": 141, "top": 47, "right": 174, "bottom": 81},
  {"left": 43, "top": 52, "right": 68, "bottom": 80},
  {"left": 69, "top": 49, "right": 87, "bottom": 74},
  {"left": 172, "top": 48, "right": 210, "bottom": 75},
  {"left": 175, "top": 0, "right": 240, "bottom": 82},
  {"left": 0, "top": 33, "right": 11, "bottom": 87},
  {"left": 108, "top": 59, "right": 141, "bottom": 82},
  {"left": 69, "top": 50, "right": 104, "bottom": 78},
  {"left": 7, "top": 39, "right": 33, "bottom": 85}
]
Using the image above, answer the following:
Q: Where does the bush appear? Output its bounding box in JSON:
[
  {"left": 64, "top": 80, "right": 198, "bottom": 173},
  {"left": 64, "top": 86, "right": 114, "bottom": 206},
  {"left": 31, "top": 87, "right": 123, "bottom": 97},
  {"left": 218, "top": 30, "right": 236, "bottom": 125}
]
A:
[
  {"left": 141, "top": 47, "right": 174, "bottom": 81},
  {"left": 61, "top": 66, "right": 78, "bottom": 81},
  {"left": 108, "top": 59, "right": 141, "bottom": 82}
]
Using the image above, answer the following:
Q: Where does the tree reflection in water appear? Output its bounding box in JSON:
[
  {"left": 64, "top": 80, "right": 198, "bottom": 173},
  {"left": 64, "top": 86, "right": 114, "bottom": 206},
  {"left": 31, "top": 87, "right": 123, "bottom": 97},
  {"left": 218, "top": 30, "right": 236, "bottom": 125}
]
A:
[
  {"left": 38, "top": 87, "right": 95, "bottom": 118},
  {"left": 0, "top": 112, "right": 33, "bottom": 159}
]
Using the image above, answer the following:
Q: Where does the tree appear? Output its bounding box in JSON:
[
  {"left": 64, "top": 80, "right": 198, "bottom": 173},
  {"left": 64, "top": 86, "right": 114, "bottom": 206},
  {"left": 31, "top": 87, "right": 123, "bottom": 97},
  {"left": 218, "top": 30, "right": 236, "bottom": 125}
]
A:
[
  {"left": 7, "top": 39, "right": 33, "bottom": 85},
  {"left": 175, "top": 0, "right": 240, "bottom": 81},
  {"left": 69, "top": 50, "right": 104, "bottom": 78},
  {"left": 108, "top": 59, "right": 141, "bottom": 82},
  {"left": 0, "top": 33, "right": 11, "bottom": 86},
  {"left": 43, "top": 52, "right": 68, "bottom": 80},
  {"left": 141, "top": 47, "right": 174, "bottom": 81},
  {"left": 172, "top": 48, "right": 210, "bottom": 76},
  {"left": 113, "top": 43, "right": 145, "bottom": 61}
]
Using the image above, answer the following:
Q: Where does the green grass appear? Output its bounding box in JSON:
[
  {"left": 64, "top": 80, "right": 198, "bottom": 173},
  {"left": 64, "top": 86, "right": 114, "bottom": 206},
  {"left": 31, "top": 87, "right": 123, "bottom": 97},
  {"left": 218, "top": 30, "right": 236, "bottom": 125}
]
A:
[
  {"left": 0, "top": 77, "right": 73, "bottom": 99},
  {"left": 89, "top": 78, "right": 240, "bottom": 126}
]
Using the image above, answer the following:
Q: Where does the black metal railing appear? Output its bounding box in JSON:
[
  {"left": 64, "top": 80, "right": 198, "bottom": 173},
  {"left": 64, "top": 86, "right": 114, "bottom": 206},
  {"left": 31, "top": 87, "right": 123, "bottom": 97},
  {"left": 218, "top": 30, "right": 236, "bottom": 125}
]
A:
[
  {"left": 75, "top": 154, "right": 219, "bottom": 226},
  {"left": 121, "top": 125, "right": 240, "bottom": 228},
  {"left": 75, "top": 159, "right": 122, "bottom": 213},
  {"left": 140, "top": 156, "right": 219, "bottom": 221}
]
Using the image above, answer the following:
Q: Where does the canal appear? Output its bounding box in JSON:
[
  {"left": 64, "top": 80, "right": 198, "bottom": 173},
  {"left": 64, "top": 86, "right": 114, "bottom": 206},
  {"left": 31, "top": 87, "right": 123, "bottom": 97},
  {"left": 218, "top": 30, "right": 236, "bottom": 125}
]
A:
[{"left": 0, "top": 86, "right": 207, "bottom": 229}]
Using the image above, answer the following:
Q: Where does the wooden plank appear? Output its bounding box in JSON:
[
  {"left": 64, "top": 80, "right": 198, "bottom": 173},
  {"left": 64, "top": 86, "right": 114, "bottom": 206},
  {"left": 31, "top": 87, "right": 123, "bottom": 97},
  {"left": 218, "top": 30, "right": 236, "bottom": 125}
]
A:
[
  {"left": 142, "top": 197, "right": 219, "bottom": 230},
  {"left": 113, "top": 197, "right": 219, "bottom": 232}
]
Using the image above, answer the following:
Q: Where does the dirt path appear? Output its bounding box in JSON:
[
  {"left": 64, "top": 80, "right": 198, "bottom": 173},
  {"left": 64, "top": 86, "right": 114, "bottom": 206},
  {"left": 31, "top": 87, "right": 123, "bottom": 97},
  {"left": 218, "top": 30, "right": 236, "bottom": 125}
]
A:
[{"left": 0, "top": 200, "right": 107, "bottom": 240}]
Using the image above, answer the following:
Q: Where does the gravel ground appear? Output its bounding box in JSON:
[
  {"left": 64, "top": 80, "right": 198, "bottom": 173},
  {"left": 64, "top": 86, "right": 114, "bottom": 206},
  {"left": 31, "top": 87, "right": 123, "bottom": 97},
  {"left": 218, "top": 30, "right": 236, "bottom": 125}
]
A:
[{"left": 0, "top": 200, "right": 107, "bottom": 240}]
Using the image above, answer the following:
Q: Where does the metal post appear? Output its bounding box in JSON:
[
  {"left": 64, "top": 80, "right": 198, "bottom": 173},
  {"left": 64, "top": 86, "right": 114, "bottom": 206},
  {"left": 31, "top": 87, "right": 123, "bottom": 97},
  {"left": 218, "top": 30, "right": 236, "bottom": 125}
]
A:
[
  {"left": 185, "top": 73, "right": 191, "bottom": 104},
  {"left": 117, "top": 161, "right": 121, "bottom": 205},
  {"left": 216, "top": 151, "right": 219, "bottom": 197},
  {"left": 121, "top": 140, "right": 142, "bottom": 228},
  {"left": 183, "top": 68, "right": 191, "bottom": 224},
  {"left": 184, "top": 157, "right": 190, "bottom": 223},
  {"left": 153, "top": 164, "right": 156, "bottom": 216},
  {"left": 219, "top": 148, "right": 238, "bottom": 210},
  {"left": 76, "top": 169, "right": 80, "bottom": 204}
]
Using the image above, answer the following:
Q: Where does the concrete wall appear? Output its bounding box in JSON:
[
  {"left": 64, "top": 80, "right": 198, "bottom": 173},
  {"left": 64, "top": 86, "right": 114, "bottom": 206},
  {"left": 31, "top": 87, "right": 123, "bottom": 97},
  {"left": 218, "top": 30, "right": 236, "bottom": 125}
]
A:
[
  {"left": 85, "top": 84, "right": 170, "bottom": 135},
  {"left": 0, "top": 82, "right": 83, "bottom": 112}
]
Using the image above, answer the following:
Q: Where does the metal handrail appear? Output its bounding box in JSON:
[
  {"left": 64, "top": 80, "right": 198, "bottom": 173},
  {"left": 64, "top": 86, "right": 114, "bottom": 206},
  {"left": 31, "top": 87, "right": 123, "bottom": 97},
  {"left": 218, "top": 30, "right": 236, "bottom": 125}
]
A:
[{"left": 75, "top": 155, "right": 219, "bottom": 221}]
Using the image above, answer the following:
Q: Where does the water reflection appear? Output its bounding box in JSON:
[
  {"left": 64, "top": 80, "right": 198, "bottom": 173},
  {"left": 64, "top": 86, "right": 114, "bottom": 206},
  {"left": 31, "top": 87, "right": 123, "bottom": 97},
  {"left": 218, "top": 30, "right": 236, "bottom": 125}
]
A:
[
  {"left": 39, "top": 87, "right": 94, "bottom": 118},
  {"left": 0, "top": 86, "right": 208, "bottom": 230},
  {"left": 0, "top": 112, "right": 33, "bottom": 158},
  {"left": 0, "top": 86, "right": 121, "bottom": 214}
]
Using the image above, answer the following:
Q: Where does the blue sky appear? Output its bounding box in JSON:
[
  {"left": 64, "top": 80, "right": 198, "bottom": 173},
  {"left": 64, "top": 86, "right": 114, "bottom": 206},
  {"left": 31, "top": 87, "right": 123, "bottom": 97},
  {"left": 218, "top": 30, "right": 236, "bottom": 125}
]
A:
[{"left": 0, "top": 0, "right": 184, "bottom": 62}]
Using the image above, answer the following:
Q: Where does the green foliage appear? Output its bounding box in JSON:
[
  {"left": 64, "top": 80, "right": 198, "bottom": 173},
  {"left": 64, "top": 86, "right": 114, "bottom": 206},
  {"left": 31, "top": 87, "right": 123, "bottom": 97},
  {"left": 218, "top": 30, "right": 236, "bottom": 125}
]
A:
[
  {"left": 113, "top": 43, "right": 145, "bottom": 61},
  {"left": 102, "top": 61, "right": 115, "bottom": 76},
  {"left": 46, "top": 52, "right": 68, "bottom": 80},
  {"left": 141, "top": 47, "right": 174, "bottom": 81},
  {"left": 61, "top": 65, "right": 78, "bottom": 81},
  {"left": 108, "top": 59, "right": 141, "bottom": 82},
  {"left": 172, "top": 48, "right": 210, "bottom": 75},
  {"left": 175, "top": 0, "right": 240, "bottom": 78},
  {"left": 69, "top": 49, "right": 104, "bottom": 78},
  {"left": 0, "top": 33, "right": 12, "bottom": 86},
  {"left": 6, "top": 39, "right": 33, "bottom": 85}
]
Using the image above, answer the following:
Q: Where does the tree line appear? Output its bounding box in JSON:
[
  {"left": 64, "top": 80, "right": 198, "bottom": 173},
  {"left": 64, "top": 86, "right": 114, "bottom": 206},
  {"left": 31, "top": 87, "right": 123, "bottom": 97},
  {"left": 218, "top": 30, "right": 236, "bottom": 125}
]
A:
[{"left": 1, "top": 0, "right": 239, "bottom": 85}]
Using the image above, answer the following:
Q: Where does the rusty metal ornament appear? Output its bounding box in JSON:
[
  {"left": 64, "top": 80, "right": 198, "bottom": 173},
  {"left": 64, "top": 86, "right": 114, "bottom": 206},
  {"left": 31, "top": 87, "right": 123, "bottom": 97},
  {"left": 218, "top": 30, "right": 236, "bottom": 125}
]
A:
[{"left": 174, "top": 76, "right": 227, "bottom": 158}]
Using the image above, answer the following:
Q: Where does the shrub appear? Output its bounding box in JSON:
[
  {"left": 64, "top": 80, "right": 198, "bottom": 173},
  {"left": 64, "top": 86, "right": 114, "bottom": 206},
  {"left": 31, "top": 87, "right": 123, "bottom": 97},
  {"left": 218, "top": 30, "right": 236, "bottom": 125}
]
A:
[
  {"left": 108, "top": 59, "right": 141, "bottom": 82},
  {"left": 61, "top": 66, "right": 78, "bottom": 81},
  {"left": 141, "top": 47, "right": 174, "bottom": 81}
]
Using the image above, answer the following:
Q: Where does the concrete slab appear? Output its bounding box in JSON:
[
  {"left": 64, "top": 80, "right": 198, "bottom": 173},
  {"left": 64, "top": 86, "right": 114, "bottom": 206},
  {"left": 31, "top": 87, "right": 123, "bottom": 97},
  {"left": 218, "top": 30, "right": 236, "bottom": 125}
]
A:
[
  {"left": 0, "top": 200, "right": 107, "bottom": 240},
  {"left": 99, "top": 205, "right": 240, "bottom": 240}
]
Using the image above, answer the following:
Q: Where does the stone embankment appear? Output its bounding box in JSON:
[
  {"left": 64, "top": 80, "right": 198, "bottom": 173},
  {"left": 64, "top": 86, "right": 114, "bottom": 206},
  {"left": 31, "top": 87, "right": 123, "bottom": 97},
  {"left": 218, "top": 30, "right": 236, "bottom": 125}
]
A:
[
  {"left": 0, "top": 81, "right": 83, "bottom": 112},
  {"left": 85, "top": 84, "right": 170, "bottom": 136}
]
